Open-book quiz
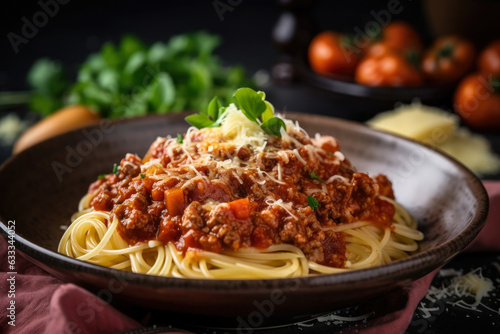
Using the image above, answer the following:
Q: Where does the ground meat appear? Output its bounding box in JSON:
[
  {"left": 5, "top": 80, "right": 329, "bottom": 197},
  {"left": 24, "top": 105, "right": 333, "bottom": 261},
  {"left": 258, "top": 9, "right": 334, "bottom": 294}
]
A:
[
  {"left": 114, "top": 193, "right": 158, "bottom": 244},
  {"left": 373, "top": 174, "right": 395, "bottom": 199},
  {"left": 182, "top": 201, "right": 205, "bottom": 232},
  {"left": 119, "top": 154, "right": 142, "bottom": 178},
  {"left": 205, "top": 204, "right": 252, "bottom": 250},
  {"left": 87, "top": 126, "right": 397, "bottom": 268}
]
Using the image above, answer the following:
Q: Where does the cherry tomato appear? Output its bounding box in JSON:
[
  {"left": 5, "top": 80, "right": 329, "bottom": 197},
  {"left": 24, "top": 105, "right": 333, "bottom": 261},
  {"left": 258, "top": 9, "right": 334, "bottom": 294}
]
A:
[
  {"left": 308, "top": 31, "right": 360, "bottom": 77},
  {"left": 454, "top": 73, "right": 500, "bottom": 130},
  {"left": 422, "top": 36, "right": 475, "bottom": 84},
  {"left": 366, "top": 21, "right": 423, "bottom": 56},
  {"left": 355, "top": 52, "right": 424, "bottom": 87},
  {"left": 478, "top": 40, "right": 500, "bottom": 76}
]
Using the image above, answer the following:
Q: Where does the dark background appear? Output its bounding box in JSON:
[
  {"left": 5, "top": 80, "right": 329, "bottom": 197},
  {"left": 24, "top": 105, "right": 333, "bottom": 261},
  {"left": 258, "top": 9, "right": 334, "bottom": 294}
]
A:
[{"left": 0, "top": 0, "right": 429, "bottom": 92}]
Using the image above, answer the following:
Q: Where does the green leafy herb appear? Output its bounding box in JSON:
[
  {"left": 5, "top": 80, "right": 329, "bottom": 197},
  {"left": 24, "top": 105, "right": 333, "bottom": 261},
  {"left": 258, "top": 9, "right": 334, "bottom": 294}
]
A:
[
  {"left": 186, "top": 87, "right": 286, "bottom": 137},
  {"left": 261, "top": 101, "right": 275, "bottom": 123},
  {"left": 307, "top": 196, "right": 319, "bottom": 211},
  {"left": 232, "top": 88, "right": 285, "bottom": 137},
  {"left": 310, "top": 172, "right": 322, "bottom": 182},
  {"left": 186, "top": 96, "right": 226, "bottom": 129},
  {"left": 113, "top": 163, "right": 120, "bottom": 176},
  {"left": 185, "top": 113, "right": 217, "bottom": 129},
  {"left": 176, "top": 133, "right": 183, "bottom": 143},
  {"left": 233, "top": 87, "right": 267, "bottom": 123},
  {"left": 97, "top": 174, "right": 107, "bottom": 180},
  {"left": 206, "top": 95, "right": 222, "bottom": 122},
  {"left": 261, "top": 117, "right": 286, "bottom": 137},
  {"left": 140, "top": 173, "right": 146, "bottom": 179},
  {"left": 25, "top": 32, "right": 255, "bottom": 118}
]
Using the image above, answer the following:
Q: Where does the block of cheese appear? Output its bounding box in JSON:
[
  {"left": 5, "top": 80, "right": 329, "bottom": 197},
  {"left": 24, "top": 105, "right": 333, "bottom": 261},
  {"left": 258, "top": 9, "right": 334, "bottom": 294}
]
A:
[
  {"left": 367, "top": 102, "right": 500, "bottom": 176},
  {"left": 367, "top": 102, "right": 459, "bottom": 144}
]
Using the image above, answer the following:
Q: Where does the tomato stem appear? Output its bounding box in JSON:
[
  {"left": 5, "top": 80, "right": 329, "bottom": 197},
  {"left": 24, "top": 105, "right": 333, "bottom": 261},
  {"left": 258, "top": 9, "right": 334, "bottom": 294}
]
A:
[
  {"left": 491, "top": 77, "right": 500, "bottom": 94},
  {"left": 438, "top": 44, "right": 454, "bottom": 59},
  {"left": 405, "top": 50, "right": 420, "bottom": 69}
]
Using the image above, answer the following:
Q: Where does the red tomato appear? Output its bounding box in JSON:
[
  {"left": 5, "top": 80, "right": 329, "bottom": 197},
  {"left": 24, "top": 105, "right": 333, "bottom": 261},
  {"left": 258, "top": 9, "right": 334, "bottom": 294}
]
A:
[
  {"left": 355, "top": 52, "right": 423, "bottom": 87},
  {"left": 367, "top": 21, "right": 423, "bottom": 56},
  {"left": 454, "top": 73, "right": 500, "bottom": 130},
  {"left": 478, "top": 40, "right": 500, "bottom": 76},
  {"left": 422, "top": 35, "right": 476, "bottom": 84},
  {"left": 308, "top": 31, "right": 360, "bottom": 77}
]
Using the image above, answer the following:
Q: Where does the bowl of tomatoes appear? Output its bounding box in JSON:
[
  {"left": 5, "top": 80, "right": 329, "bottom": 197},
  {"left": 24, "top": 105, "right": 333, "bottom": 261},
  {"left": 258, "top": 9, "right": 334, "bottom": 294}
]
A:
[{"left": 301, "top": 21, "right": 473, "bottom": 105}]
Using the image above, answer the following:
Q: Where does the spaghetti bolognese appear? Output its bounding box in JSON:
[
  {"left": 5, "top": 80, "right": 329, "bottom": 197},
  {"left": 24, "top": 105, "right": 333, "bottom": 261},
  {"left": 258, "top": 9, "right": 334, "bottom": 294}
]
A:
[{"left": 59, "top": 88, "right": 423, "bottom": 279}]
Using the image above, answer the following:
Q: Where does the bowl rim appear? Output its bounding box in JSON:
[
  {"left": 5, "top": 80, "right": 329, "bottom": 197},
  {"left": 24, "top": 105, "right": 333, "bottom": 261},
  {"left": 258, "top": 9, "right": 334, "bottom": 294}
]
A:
[{"left": 0, "top": 112, "right": 490, "bottom": 292}]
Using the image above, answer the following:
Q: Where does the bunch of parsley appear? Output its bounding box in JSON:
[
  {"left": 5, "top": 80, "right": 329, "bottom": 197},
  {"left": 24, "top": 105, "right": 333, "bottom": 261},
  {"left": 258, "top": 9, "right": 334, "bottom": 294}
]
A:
[{"left": 27, "top": 32, "right": 255, "bottom": 118}]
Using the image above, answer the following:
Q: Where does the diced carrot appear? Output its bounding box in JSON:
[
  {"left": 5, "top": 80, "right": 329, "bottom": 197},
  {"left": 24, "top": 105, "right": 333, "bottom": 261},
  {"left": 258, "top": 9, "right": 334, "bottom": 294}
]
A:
[
  {"left": 165, "top": 188, "right": 185, "bottom": 216},
  {"left": 228, "top": 197, "right": 250, "bottom": 220},
  {"left": 151, "top": 186, "right": 165, "bottom": 201}
]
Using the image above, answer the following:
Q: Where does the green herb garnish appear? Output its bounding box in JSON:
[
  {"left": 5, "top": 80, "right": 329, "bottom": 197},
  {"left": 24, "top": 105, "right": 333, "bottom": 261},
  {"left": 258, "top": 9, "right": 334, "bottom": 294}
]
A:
[
  {"left": 186, "top": 88, "right": 286, "bottom": 137},
  {"left": 176, "top": 133, "right": 183, "bottom": 143},
  {"left": 233, "top": 88, "right": 285, "bottom": 137},
  {"left": 22, "top": 32, "right": 255, "bottom": 118},
  {"left": 113, "top": 163, "right": 120, "bottom": 176},
  {"left": 307, "top": 195, "right": 319, "bottom": 211},
  {"left": 185, "top": 96, "right": 225, "bottom": 129},
  {"left": 140, "top": 173, "right": 146, "bottom": 179},
  {"left": 233, "top": 87, "right": 267, "bottom": 123},
  {"left": 97, "top": 174, "right": 107, "bottom": 180},
  {"left": 310, "top": 172, "right": 322, "bottom": 182}
]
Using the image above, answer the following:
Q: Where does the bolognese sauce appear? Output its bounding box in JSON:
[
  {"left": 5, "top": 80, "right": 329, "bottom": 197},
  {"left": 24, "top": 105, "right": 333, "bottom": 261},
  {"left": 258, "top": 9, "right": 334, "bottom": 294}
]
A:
[{"left": 88, "top": 118, "right": 396, "bottom": 269}]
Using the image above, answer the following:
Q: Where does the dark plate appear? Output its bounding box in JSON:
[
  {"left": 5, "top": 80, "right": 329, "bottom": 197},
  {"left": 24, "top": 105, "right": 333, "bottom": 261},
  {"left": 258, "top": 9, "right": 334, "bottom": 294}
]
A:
[{"left": 0, "top": 112, "right": 488, "bottom": 326}]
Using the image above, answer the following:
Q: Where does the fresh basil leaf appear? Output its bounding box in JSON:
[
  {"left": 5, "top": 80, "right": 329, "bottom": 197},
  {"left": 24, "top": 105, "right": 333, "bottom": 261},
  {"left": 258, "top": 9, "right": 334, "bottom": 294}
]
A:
[
  {"left": 310, "top": 172, "right": 322, "bottom": 182},
  {"left": 307, "top": 195, "right": 319, "bottom": 211},
  {"left": 206, "top": 96, "right": 221, "bottom": 120},
  {"left": 261, "top": 117, "right": 286, "bottom": 137},
  {"left": 185, "top": 113, "right": 214, "bottom": 129},
  {"left": 150, "top": 72, "right": 175, "bottom": 112},
  {"left": 233, "top": 87, "right": 266, "bottom": 123},
  {"left": 176, "top": 133, "right": 183, "bottom": 143},
  {"left": 140, "top": 173, "right": 146, "bottom": 179},
  {"left": 261, "top": 101, "right": 275, "bottom": 122},
  {"left": 113, "top": 163, "right": 120, "bottom": 175}
]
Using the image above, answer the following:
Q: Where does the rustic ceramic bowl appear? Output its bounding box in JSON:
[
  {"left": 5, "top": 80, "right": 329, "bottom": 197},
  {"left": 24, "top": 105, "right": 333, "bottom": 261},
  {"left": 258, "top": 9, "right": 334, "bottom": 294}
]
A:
[{"left": 0, "top": 113, "right": 488, "bottom": 327}]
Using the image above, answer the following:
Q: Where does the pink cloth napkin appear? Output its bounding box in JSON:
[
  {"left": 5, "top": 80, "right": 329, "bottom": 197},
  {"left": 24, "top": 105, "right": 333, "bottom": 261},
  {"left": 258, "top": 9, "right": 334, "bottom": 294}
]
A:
[{"left": 1, "top": 182, "right": 499, "bottom": 334}]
